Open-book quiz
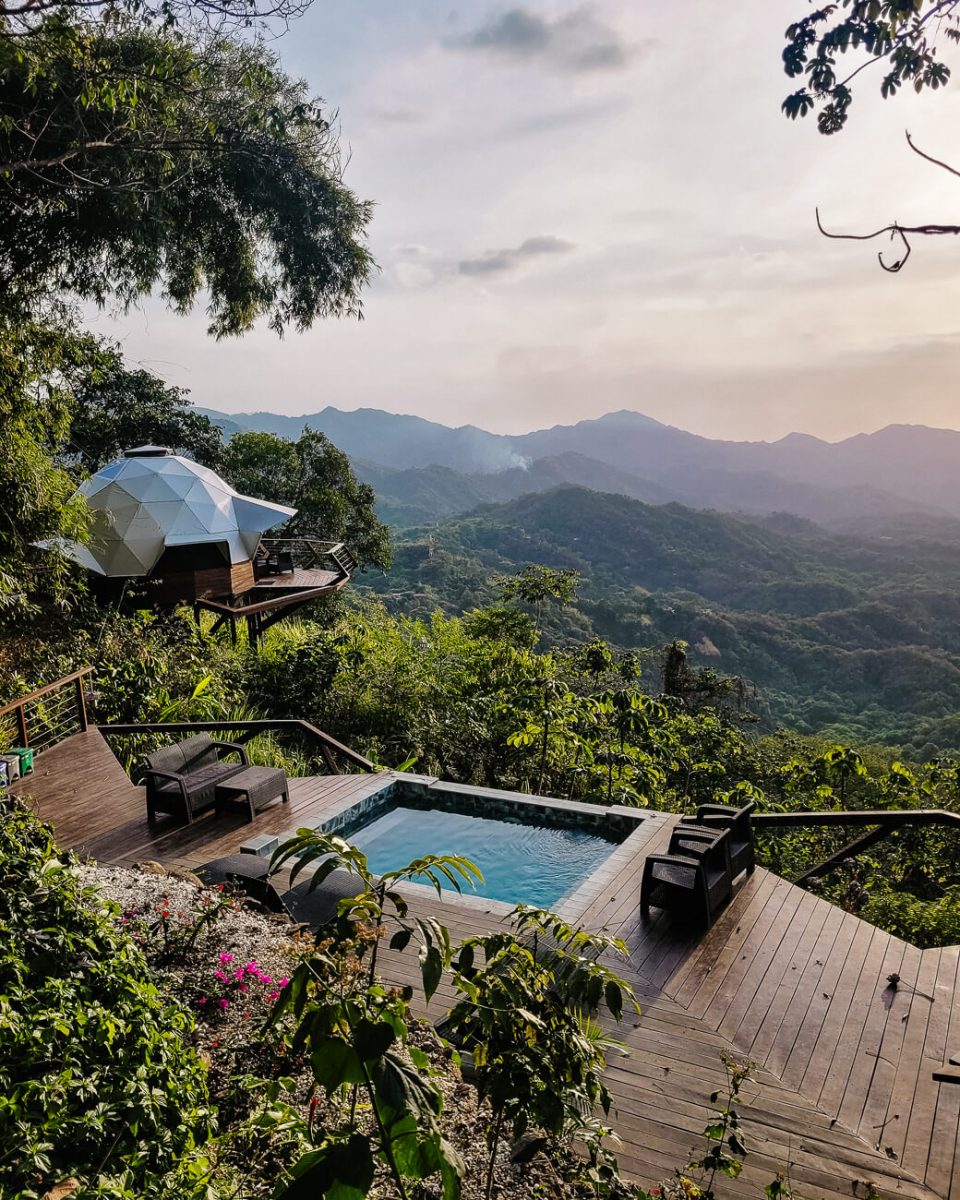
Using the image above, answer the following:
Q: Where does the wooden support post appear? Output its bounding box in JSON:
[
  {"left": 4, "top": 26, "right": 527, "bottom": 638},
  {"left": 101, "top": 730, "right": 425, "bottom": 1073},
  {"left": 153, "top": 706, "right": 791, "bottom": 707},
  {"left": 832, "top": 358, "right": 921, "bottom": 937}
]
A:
[
  {"left": 14, "top": 703, "right": 28, "bottom": 748},
  {"left": 74, "top": 676, "right": 88, "bottom": 732},
  {"left": 794, "top": 823, "right": 893, "bottom": 886},
  {"left": 319, "top": 741, "right": 339, "bottom": 775}
]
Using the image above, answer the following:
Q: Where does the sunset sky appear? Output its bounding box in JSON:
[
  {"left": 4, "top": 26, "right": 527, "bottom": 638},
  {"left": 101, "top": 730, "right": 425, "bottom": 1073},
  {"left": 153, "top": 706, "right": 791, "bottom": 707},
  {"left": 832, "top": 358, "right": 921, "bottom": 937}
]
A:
[{"left": 89, "top": 0, "right": 960, "bottom": 441}]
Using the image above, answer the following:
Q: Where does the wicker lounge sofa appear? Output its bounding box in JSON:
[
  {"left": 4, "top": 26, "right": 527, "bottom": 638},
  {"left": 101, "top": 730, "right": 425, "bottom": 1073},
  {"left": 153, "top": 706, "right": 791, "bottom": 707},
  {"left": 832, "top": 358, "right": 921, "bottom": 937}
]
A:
[
  {"left": 142, "top": 733, "right": 248, "bottom": 823},
  {"left": 196, "top": 853, "right": 364, "bottom": 929}
]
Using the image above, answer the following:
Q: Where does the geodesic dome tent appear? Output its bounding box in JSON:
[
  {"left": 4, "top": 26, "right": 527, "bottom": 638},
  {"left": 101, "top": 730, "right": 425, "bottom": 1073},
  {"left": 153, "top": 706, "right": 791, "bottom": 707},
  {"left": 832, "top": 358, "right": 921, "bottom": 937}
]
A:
[{"left": 54, "top": 446, "right": 296, "bottom": 579}]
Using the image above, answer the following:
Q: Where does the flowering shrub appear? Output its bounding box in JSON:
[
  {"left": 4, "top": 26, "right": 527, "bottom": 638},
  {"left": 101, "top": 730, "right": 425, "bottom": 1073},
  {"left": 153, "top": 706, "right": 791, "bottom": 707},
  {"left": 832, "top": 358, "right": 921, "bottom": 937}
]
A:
[
  {"left": 196, "top": 951, "right": 289, "bottom": 1018},
  {"left": 122, "top": 885, "right": 242, "bottom": 962}
]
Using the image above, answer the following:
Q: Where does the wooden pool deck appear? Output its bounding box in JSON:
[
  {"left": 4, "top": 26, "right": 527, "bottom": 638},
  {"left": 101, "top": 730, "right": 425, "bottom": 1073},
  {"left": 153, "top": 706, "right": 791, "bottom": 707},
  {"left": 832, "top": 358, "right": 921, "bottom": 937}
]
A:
[{"left": 12, "top": 729, "right": 960, "bottom": 1199}]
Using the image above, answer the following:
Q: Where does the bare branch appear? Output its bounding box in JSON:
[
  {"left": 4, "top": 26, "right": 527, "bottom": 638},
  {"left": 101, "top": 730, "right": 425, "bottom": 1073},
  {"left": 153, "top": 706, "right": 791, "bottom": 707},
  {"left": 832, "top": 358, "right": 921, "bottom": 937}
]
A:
[
  {"left": 906, "top": 129, "right": 960, "bottom": 180},
  {"left": 815, "top": 208, "right": 960, "bottom": 272}
]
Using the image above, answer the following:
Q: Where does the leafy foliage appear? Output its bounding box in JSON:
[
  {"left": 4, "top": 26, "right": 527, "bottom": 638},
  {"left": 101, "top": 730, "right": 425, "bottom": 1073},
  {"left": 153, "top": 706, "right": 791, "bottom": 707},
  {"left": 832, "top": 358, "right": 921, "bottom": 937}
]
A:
[
  {"left": 63, "top": 348, "right": 224, "bottom": 472},
  {"left": 447, "top": 906, "right": 637, "bottom": 1200},
  {"left": 266, "top": 829, "right": 480, "bottom": 1200},
  {"left": 0, "top": 797, "right": 212, "bottom": 1199},
  {"left": 1, "top": 17, "right": 373, "bottom": 337},
  {"left": 780, "top": 1, "right": 958, "bottom": 133},
  {"left": 222, "top": 429, "right": 392, "bottom": 571}
]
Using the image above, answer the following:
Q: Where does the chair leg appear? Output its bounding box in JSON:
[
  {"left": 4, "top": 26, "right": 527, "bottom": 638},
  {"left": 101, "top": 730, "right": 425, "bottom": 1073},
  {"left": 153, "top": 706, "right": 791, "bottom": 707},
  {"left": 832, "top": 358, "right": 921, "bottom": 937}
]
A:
[{"left": 282, "top": 788, "right": 290, "bottom": 804}]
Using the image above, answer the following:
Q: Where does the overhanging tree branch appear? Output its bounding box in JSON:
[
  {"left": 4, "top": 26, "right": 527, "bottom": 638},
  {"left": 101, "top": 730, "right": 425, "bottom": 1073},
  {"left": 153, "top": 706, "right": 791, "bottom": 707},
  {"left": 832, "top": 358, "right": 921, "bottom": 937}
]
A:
[{"left": 815, "top": 131, "right": 960, "bottom": 272}]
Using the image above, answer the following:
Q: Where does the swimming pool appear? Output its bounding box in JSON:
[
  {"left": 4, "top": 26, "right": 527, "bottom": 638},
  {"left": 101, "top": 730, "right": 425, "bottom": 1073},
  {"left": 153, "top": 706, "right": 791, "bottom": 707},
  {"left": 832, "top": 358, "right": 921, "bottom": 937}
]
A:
[{"left": 347, "top": 803, "right": 618, "bottom": 907}]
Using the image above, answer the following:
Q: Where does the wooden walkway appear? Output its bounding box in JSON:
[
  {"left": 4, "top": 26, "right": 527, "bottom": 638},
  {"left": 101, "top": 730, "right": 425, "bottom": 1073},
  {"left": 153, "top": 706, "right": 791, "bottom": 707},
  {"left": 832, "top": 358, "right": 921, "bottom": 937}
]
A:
[{"left": 12, "top": 730, "right": 960, "bottom": 1199}]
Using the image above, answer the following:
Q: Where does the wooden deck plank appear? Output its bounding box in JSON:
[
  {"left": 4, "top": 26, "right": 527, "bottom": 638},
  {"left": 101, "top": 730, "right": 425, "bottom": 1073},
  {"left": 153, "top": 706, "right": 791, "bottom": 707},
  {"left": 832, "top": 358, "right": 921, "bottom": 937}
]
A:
[
  {"left": 877, "top": 946, "right": 942, "bottom": 1168},
  {"left": 763, "top": 899, "right": 847, "bottom": 1078},
  {"left": 711, "top": 883, "right": 812, "bottom": 1036},
  {"left": 666, "top": 867, "right": 780, "bottom": 1006},
  {"left": 923, "top": 947, "right": 960, "bottom": 1196},
  {"left": 778, "top": 905, "right": 863, "bottom": 1090},
  {"left": 796, "top": 916, "right": 883, "bottom": 1104},
  {"left": 745, "top": 896, "right": 837, "bottom": 1065}
]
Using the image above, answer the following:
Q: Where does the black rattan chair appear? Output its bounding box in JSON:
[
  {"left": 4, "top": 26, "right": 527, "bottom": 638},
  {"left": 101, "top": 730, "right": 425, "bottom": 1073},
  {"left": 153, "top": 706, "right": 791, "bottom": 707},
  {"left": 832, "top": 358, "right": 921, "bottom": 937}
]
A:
[
  {"left": 640, "top": 826, "right": 733, "bottom": 928},
  {"left": 681, "top": 801, "right": 756, "bottom": 878},
  {"left": 142, "top": 734, "right": 247, "bottom": 824}
]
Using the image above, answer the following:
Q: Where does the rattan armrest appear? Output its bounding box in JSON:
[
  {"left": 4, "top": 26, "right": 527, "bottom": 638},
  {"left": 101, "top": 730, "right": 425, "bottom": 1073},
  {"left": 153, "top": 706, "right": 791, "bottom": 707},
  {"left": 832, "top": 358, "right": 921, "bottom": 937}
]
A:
[{"left": 209, "top": 740, "right": 249, "bottom": 765}]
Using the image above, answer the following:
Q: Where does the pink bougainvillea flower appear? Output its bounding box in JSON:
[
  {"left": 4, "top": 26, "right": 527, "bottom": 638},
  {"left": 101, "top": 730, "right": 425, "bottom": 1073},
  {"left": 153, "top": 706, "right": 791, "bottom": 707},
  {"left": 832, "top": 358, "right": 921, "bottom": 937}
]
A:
[
  {"left": 219, "top": 952, "right": 233, "bottom": 964},
  {"left": 239, "top": 984, "right": 248, "bottom": 994},
  {"left": 214, "top": 970, "right": 227, "bottom": 983},
  {"left": 234, "top": 968, "right": 245, "bottom": 982},
  {"left": 279, "top": 977, "right": 289, "bottom": 989},
  {"left": 268, "top": 990, "right": 280, "bottom": 1002},
  {"left": 198, "top": 997, "right": 208, "bottom": 1006},
  {"left": 219, "top": 998, "right": 229, "bottom": 1009}
]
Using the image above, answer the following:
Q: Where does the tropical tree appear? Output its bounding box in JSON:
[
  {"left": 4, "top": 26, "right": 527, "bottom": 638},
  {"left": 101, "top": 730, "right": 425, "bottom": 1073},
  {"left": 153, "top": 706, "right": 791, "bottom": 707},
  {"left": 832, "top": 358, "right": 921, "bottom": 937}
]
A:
[
  {"left": 63, "top": 348, "right": 224, "bottom": 472},
  {"left": 1, "top": 20, "right": 372, "bottom": 338},
  {"left": 496, "top": 565, "right": 581, "bottom": 638},
  {"left": 781, "top": 1, "right": 957, "bottom": 135},
  {"left": 0, "top": 316, "right": 101, "bottom": 616},
  {"left": 222, "top": 429, "right": 392, "bottom": 571}
]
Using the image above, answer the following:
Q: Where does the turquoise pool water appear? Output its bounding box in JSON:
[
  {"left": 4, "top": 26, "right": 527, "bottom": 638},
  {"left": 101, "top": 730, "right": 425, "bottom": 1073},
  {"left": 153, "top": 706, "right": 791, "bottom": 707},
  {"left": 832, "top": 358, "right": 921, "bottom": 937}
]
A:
[{"left": 347, "top": 805, "right": 616, "bottom": 906}]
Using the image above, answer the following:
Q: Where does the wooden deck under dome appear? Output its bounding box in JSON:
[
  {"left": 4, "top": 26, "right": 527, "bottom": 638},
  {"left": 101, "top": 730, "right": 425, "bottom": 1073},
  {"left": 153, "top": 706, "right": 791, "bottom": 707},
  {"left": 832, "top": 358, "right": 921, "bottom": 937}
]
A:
[{"left": 10, "top": 727, "right": 960, "bottom": 1200}]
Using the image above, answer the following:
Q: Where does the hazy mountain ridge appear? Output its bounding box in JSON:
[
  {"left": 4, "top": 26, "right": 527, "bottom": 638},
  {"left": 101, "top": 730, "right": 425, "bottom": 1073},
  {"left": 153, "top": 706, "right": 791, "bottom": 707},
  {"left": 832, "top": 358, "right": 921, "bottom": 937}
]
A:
[{"left": 196, "top": 405, "right": 956, "bottom": 523}]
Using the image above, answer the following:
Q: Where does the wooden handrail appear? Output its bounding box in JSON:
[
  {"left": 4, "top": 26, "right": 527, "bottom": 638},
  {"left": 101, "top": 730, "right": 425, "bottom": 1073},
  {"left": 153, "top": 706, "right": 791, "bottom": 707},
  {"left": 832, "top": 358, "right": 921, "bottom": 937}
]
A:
[
  {"left": 0, "top": 667, "right": 94, "bottom": 719},
  {"left": 97, "top": 719, "right": 379, "bottom": 774},
  {"left": 0, "top": 667, "right": 93, "bottom": 751},
  {"left": 198, "top": 580, "right": 348, "bottom": 620},
  {"left": 753, "top": 809, "right": 960, "bottom": 829}
]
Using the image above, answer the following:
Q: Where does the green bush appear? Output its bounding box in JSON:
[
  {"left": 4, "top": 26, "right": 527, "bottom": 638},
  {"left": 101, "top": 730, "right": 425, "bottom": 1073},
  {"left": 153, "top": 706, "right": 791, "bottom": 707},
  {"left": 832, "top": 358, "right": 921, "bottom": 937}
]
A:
[{"left": 0, "top": 798, "right": 213, "bottom": 1200}]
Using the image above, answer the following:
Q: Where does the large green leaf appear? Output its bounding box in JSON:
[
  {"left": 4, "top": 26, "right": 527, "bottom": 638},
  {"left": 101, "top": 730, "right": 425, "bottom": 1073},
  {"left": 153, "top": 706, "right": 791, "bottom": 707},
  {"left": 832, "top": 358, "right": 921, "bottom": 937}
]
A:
[
  {"left": 310, "top": 1039, "right": 366, "bottom": 1090},
  {"left": 353, "top": 1018, "right": 395, "bottom": 1062},
  {"left": 278, "top": 1135, "right": 375, "bottom": 1200}
]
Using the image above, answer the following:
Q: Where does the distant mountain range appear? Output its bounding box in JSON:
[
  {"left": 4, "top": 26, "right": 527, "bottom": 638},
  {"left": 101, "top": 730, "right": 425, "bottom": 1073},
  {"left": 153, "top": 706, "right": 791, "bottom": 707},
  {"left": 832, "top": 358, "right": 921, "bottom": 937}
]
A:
[{"left": 194, "top": 405, "right": 957, "bottom": 527}]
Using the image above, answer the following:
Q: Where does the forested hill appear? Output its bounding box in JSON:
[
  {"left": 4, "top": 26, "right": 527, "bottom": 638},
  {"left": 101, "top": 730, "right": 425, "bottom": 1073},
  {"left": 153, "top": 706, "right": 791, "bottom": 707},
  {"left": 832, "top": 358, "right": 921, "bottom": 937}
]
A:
[{"left": 360, "top": 486, "right": 960, "bottom": 757}]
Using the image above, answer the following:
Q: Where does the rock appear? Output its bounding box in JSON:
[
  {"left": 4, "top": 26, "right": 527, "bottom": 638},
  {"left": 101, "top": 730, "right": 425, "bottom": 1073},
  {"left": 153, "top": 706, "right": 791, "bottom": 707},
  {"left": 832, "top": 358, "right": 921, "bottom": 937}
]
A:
[
  {"left": 135, "top": 860, "right": 168, "bottom": 875},
  {"left": 166, "top": 866, "right": 204, "bottom": 887},
  {"left": 510, "top": 1134, "right": 549, "bottom": 1164},
  {"left": 42, "top": 1179, "right": 80, "bottom": 1200}
]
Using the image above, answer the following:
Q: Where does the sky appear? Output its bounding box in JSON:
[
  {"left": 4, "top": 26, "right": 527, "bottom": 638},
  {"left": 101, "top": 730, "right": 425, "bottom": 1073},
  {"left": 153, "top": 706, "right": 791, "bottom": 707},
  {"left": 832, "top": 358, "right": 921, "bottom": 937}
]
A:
[{"left": 88, "top": 1, "right": 960, "bottom": 441}]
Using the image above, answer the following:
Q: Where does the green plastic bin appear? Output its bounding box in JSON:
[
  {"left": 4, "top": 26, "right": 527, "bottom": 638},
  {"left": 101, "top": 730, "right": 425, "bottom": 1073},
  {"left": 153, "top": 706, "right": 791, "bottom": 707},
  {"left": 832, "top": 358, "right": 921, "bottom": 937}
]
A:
[{"left": 11, "top": 747, "right": 33, "bottom": 774}]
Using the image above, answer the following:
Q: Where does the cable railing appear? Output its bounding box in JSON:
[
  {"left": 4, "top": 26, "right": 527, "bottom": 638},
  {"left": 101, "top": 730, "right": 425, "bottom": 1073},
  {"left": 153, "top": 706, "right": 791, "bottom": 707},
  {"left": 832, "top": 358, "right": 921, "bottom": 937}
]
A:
[{"left": 0, "top": 668, "right": 93, "bottom": 757}]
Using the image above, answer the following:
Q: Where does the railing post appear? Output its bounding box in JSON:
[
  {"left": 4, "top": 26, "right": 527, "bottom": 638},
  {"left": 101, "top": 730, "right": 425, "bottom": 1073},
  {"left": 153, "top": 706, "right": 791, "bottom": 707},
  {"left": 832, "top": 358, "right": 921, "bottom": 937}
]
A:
[
  {"left": 14, "top": 703, "right": 28, "bottom": 748},
  {"left": 74, "top": 677, "right": 89, "bottom": 732},
  {"left": 319, "top": 742, "right": 339, "bottom": 775}
]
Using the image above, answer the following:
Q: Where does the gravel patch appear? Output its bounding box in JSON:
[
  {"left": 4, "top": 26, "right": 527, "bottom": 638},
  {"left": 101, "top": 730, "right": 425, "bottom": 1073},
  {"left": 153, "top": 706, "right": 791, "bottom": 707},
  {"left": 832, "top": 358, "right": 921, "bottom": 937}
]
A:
[{"left": 77, "top": 861, "right": 624, "bottom": 1200}]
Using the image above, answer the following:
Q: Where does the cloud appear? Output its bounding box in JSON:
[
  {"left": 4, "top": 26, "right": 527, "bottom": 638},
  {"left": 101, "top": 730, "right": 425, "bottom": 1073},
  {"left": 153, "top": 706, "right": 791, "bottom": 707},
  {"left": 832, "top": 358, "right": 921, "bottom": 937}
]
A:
[
  {"left": 458, "top": 235, "right": 576, "bottom": 277},
  {"left": 450, "top": 6, "right": 635, "bottom": 73}
]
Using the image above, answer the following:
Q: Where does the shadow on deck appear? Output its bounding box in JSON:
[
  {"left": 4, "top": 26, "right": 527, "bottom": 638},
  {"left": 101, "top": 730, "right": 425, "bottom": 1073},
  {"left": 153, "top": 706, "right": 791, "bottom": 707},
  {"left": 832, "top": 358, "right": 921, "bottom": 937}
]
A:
[{"left": 11, "top": 729, "right": 960, "bottom": 1199}]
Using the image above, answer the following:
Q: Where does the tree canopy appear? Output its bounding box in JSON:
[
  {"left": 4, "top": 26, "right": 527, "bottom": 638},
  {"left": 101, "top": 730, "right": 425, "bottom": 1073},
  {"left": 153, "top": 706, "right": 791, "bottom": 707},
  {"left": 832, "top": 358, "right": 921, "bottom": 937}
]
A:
[
  {"left": 781, "top": 1, "right": 958, "bottom": 134},
  {"left": 63, "top": 349, "right": 224, "bottom": 473},
  {"left": 222, "top": 429, "right": 392, "bottom": 571},
  {"left": 1, "top": 18, "right": 373, "bottom": 337}
]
